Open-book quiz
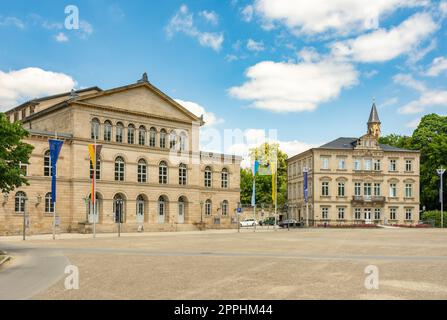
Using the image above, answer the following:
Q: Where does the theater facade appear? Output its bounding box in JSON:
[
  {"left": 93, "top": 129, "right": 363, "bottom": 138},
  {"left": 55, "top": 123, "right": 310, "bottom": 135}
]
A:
[{"left": 1, "top": 74, "right": 241, "bottom": 235}]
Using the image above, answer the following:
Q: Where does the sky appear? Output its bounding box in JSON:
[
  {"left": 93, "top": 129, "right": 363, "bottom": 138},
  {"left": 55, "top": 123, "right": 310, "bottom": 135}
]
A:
[{"left": 1, "top": 0, "right": 447, "bottom": 165}]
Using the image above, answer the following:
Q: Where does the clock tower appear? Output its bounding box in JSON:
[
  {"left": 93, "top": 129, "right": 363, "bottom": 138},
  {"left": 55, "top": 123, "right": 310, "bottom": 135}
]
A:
[{"left": 367, "top": 102, "right": 381, "bottom": 139}]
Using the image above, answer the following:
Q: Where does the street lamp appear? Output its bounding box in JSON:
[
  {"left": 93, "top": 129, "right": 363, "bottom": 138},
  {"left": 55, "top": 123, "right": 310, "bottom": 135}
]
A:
[{"left": 437, "top": 168, "right": 445, "bottom": 228}]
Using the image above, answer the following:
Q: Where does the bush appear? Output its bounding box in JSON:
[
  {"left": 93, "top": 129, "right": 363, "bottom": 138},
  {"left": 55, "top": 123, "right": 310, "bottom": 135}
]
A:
[{"left": 421, "top": 211, "right": 447, "bottom": 228}]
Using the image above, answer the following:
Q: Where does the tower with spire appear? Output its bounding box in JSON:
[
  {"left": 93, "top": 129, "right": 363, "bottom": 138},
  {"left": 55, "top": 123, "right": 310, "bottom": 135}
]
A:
[{"left": 367, "top": 101, "right": 381, "bottom": 139}]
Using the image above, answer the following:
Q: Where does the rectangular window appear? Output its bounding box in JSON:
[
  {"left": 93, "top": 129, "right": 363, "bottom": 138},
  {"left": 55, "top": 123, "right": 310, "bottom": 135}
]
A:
[
  {"left": 374, "top": 208, "right": 381, "bottom": 220},
  {"left": 405, "top": 160, "right": 413, "bottom": 172},
  {"left": 389, "top": 159, "right": 397, "bottom": 172},
  {"left": 390, "top": 208, "right": 397, "bottom": 220},
  {"left": 374, "top": 183, "right": 381, "bottom": 196},
  {"left": 364, "top": 208, "right": 371, "bottom": 220},
  {"left": 405, "top": 184, "right": 413, "bottom": 198},
  {"left": 19, "top": 162, "right": 28, "bottom": 176},
  {"left": 321, "top": 157, "right": 329, "bottom": 169},
  {"left": 321, "top": 207, "right": 328, "bottom": 219},
  {"left": 354, "top": 159, "right": 361, "bottom": 171},
  {"left": 405, "top": 208, "right": 412, "bottom": 220},
  {"left": 321, "top": 182, "right": 329, "bottom": 196},
  {"left": 338, "top": 158, "right": 346, "bottom": 170},
  {"left": 354, "top": 208, "right": 361, "bottom": 220},
  {"left": 389, "top": 183, "right": 397, "bottom": 197},
  {"left": 354, "top": 182, "right": 361, "bottom": 196},
  {"left": 364, "top": 183, "right": 372, "bottom": 198},
  {"left": 338, "top": 182, "right": 345, "bottom": 197},
  {"left": 364, "top": 159, "right": 372, "bottom": 171},
  {"left": 338, "top": 207, "right": 345, "bottom": 220},
  {"left": 373, "top": 159, "right": 381, "bottom": 171}
]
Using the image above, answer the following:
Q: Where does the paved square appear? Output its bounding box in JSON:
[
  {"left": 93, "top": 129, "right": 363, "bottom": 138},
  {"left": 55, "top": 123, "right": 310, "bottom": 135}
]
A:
[{"left": 1, "top": 228, "right": 447, "bottom": 299}]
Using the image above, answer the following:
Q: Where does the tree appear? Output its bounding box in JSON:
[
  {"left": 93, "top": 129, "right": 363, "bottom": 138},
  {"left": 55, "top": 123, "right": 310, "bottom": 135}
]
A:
[
  {"left": 0, "top": 113, "right": 34, "bottom": 193},
  {"left": 240, "top": 142, "right": 288, "bottom": 207},
  {"left": 380, "top": 114, "right": 447, "bottom": 210}
]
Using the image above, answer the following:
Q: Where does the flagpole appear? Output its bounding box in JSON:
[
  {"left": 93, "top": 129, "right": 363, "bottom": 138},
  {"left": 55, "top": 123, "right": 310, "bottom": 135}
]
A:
[
  {"left": 274, "top": 167, "right": 277, "bottom": 230},
  {"left": 93, "top": 136, "right": 97, "bottom": 238},
  {"left": 53, "top": 131, "right": 57, "bottom": 240}
]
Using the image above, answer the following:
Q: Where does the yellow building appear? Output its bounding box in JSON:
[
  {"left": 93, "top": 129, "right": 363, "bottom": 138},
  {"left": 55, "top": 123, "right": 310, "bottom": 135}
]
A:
[
  {"left": 1, "top": 74, "right": 241, "bottom": 235},
  {"left": 287, "top": 103, "right": 420, "bottom": 226}
]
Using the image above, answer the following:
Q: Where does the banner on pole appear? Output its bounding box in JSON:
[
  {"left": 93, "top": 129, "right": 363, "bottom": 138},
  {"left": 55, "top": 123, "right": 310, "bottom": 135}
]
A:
[
  {"left": 303, "top": 168, "right": 309, "bottom": 203},
  {"left": 49, "top": 139, "right": 64, "bottom": 203},
  {"left": 88, "top": 144, "right": 102, "bottom": 203}
]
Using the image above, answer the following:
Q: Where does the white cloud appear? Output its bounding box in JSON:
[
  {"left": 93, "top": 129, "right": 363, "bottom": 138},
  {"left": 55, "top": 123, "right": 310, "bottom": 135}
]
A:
[
  {"left": 380, "top": 97, "right": 398, "bottom": 108},
  {"left": 223, "top": 128, "right": 316, "bottom": 168},
  {"left": 394, "top": 73, "right": 447, "bottom": 114},
  {"left": 241, "top": 5, "right": 254, "bottom": 22},
  {"left": 406, "top": 118, "right": 421, "bottom": 128},
  {"left": 225, "top": 54, "right": 239, "bottom": 62},
  {"left": 78, "top": 20, "right": 93, "bottom": 39},
  {"left": 228, "top": 59, "right": 358, "bottom": 112},
  {"left": 246, "top": 39, "right": 265, "bottom": 51},
  {"left": 0, "top": 67, "right": 77, "bottom": 111},
  {"left": 363, "top": 70, "right": 379, "bottom": 78},
  {"left": 55, "top": 32, "right": 69, "bottom": 42},
  {"left": 426, "top": 56, "right": 447, "bottom": 77},
  {"left": 166, "top": 5, "right": 224, "bottom": 51},
  {"left": 0, "top": 16, "right": 25, "bottom": 29},
  {"left": 253, "top": 0, "right": 428, "bottom": 36},
  {"left": 199, "top": 10, "right": 219, "bottom": 25},
  {"left": 330, "top": 12, "right": 437, "bottom": 63},
  {"left": 174, "top": 99, "right": 224, "bottom": 127}
]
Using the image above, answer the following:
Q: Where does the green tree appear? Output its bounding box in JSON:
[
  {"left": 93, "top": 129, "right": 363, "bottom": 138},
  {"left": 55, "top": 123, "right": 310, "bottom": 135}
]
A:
[
  {"left": 380, "top": 114, "right": 447, "bottom": 210},
  {"left": 240, "top": 142, "right": 288, "bottom": 207},
  {"left": 0, "top": 113, "right": 34, "bottom": 193}
]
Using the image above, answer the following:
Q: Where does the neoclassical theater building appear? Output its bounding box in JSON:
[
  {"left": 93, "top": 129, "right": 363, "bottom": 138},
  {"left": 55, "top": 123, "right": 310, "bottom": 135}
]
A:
[
  {"left": 287, "top": 104, "right": 420, "bottom": 226},
  {"left": 1, "top": 74, "right": 241, "bottom": 235}
]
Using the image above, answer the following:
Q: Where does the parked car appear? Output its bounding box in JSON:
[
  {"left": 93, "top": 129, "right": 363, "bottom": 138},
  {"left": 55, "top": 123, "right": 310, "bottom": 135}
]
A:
[
  {"left": 260, "top": 217, "right": 276, "bottom": 226},
  {"left": 240, "top": 218, "right": 258, "bottom": 227},
  {"left": 278, "top": 219, "right": 303, "bottom": 228}
]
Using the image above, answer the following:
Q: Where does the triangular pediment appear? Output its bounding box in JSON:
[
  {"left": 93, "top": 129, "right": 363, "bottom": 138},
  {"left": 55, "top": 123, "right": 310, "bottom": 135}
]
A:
[{"left": 77, "top": 82, "right": 201, "bottom": 123}]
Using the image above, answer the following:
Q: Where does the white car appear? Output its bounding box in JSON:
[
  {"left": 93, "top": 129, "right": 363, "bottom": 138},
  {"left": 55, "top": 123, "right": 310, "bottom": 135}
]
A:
[{"left": 240, "top": 218, "right": 258, "bottom": 227}]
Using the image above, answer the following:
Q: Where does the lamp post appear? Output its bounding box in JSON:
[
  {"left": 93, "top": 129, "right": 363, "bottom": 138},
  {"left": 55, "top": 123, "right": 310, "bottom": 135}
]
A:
[{"left": 437, "top": 168, "right": 445, "bottom": 228}]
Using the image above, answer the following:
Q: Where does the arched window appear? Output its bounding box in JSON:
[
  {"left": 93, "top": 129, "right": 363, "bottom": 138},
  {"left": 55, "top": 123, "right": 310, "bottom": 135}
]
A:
[
  {"left": 179, "top": 163, "right": 187, "bottom": 185},
  {"left": 159, "top": 161, "right": 168, "bottom": 184},
  {"left": 221, "top": 168, "right": 229, "bottom": 188},
  {"left": 128, "top": 124, "right": 135, "bottom": 144},
  {"left": 44, "top": 150, "right": 52, "bottom": 177},
  {"left": 91, "top": 118, "right": 100, "bottom": 140},
  {"left": 116, "top": 122, "right": 124, "bottom": 143},
  {"left": 169, "top": 131, "right": 177, "bottom": 150},
  {"left": 149, "top": 127, "right": 156, "bottom": 147},
  {"left": 160, "top": 129, "right": 167, "bottom": 148},
  {"left": 204, "top": 166, "right": 212, "bottom": 188},
  {"left": 138, "top": 126, "right": 146, "bottom": 146},
  {"left": 113, "top": 194, "right": 125, "bottom": 223},
  {"left": 104, "top": 120, "right": 112, "bottom": 141},
  {"left": 205, "top": 199, "right": 212, "bottom": 216},
  {"left": 136, "top": 195, "right": 145, "bottom": 222},
  {"left": 221, "top": 200, "right": 228, "bottom": 216},
  {"left": 137, "top": 159, "right": 147, "bottom": 183},
  {"left": 179, "top": 132, "right": 187, "bottom": 151},
  {"left": 15, "top": 191, "right": 27, "bottom": 213},
  {"left": 178, "top": 196, "right": 186, "bottom": 223},
  {"left": 45, "top": 192, "right": 54, "bottom": 213},
  {"left": 89, "top": 155, "right": 101, "bottom": 180},
  {"left": 115, "top": 156, "right": 125, "bottom": 181}
]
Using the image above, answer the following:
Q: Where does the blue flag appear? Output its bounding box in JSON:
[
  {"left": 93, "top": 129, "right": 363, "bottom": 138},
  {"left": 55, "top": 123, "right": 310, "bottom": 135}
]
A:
[
  {"left": 49, "top": 139, "right": 64, "bottom": 203},
  {"left": 251, "top": 180, "right": 256, "bottom": 207},
  {"left": 303, "top": 169, "right": 308, "bottom": 203}
]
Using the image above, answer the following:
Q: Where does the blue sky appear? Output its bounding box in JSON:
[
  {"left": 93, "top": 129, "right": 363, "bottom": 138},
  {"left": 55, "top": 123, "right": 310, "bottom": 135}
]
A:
[{"left": 1, "top": 0, "right": 447, "bottom": 160}]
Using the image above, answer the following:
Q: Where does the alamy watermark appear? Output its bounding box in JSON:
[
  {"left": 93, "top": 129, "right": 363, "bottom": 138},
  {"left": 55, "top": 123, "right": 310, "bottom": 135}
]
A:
[
  {"left": 64, "top": 265, "right": 79, "bottom": 290},
  {"left": 364, "top": 265, "right": 379, "bottom": 290}
]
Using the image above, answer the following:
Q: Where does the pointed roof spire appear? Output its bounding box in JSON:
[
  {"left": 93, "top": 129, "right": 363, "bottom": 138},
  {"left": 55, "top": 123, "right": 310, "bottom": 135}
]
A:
[{"left": 368, "top": 100, "right": 380, "bottom": 123}]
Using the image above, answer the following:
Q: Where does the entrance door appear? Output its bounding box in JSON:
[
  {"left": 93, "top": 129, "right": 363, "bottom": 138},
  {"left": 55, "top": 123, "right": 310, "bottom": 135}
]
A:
[
  {"left": 158, "top": 197, "right": 165, "bottom": 224},
  {"left": 136, "top": 197, "right": 144, "bottom": 224},
  {"left": 114, "top": 198, "right": 124, "bottom": 223},
  {"left": 364, "top": 208, "right": 372, "bottom": 223},
  {"left": 88, "top": 198, "right": 99, "bottom": 223},
  {"left": 178, "top": 200, "right": 185, "bottom": 224}
]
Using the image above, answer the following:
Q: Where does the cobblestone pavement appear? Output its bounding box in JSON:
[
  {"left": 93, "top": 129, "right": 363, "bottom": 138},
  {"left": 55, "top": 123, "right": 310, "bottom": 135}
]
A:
[{"left": 1, "top": 228, "right": 447, "bottom": 299}]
